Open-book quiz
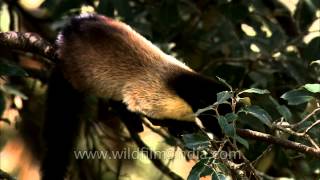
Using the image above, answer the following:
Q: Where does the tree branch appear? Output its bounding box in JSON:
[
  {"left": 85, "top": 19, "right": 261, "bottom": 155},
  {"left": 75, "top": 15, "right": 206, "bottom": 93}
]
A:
[
  {"left": 236, "top": 129, "right": 320, "bottom": 158},
  {"left": 0, "top": 31, "right": 57, "bottom": 61}
]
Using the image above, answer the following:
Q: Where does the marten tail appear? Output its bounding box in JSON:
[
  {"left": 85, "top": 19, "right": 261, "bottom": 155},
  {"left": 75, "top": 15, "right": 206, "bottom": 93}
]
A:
[{"left": 41, "top": 68, "right": 84, "bottom": 180}]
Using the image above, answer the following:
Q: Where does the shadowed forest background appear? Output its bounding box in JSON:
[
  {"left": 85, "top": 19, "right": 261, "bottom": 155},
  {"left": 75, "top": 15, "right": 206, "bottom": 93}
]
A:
[{"left": 0, "top": 0, "right": 320, "bottom": 179}]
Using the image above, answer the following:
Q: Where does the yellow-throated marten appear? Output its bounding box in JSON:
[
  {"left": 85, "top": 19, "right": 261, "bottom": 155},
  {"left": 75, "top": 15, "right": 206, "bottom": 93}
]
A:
[
  {"left": 41, "top": 14, "right": 226, "bottom": 180},
  {"left": 56, "top": 14, "right": 226, "bottom": 122}
]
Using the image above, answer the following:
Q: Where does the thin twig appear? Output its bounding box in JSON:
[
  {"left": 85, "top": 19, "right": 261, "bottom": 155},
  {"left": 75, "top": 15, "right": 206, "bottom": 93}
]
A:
[
  {"left": 252, "top": 145, "right": 274, "bottom": 166},
  {"left": 291, "top": 108, "right": 320, "bottom": 128},
  {"left": 227, "top": 140, "right": 261, "bottom": 180},
  {"left": 208, "top": 140, "right": 246, "bottom": 179},
  {"left": 142, "top": 117, "right": 187, "bottom": 152},
  {"left": 273, "top": 123, "right": 320, "bottom": 149},
  {"left": 303, "top": 120, "right": 320, "bottom": 134}
]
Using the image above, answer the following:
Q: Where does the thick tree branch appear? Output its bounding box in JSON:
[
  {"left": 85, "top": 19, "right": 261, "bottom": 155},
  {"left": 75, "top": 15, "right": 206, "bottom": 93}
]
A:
[{"left": 0, "top": 31, "right": 57, "bottom": 61}]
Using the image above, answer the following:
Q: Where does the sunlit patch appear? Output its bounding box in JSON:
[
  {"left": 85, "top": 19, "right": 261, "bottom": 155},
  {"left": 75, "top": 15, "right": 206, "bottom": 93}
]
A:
[
  {"left": 0, "top": 138, "right": 40, "bottom": 180},
  {"left": 316, "top": 10, "right": 320, "bottom": 18},
  {"left": 261, "top": 25, "right": 272, "bottom": 38},
  {"left": 2, "top": 108, "right": 19, "bottom": 125},
  {"left": 278, "top": 0, "right": 299, "bottom": 15},
  {"left": 241, "top": 24, "right": 256, "bottom": 37},
  {"left": 250, "top": 44, "right": 260, "bottom": 53},
  {"left": 0, "top": 4, "right": 10, "bottom": 31},
  {"left": 248, "top": 5, "right": 255, "bottom": 12},
  {"left": 14, "top": 96, "right": 23, "bottom": 109},
  {"left": 286, "top": 45, "right": 297, "bottom": 52},
  {"left": 195, "top": 117, "right": 204, "bottom": 129},
  {"left": 304, "top": 19, "right": 320, "bottom": 43},
  {"left": 206, "top": 132, "right": 214, "bottom": 140},
  {"left": 80, "top": 5, "right": 95, "bottom": 13},
  {"left": 19, "top": 0, "right": 44, "bottom": 10},
  {"left": 168, "top": 42, "right": 176, "bottom": 50},
  {"left": 272, "top": 52, "right": 281, "bottom": 58}
]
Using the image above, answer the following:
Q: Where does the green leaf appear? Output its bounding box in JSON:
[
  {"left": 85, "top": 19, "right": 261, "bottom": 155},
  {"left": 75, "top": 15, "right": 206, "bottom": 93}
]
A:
[
  {"left": 195, "top": 105, "right": 214, "bottom": 116},
  {"left": 224, "top": 113, "right": 238, "bottom": 123},
  {"left": 187, "top": 162, "right": 204, "bottom": 180},
  {"left": 216, "top": 91, "right": 232, "bottom": 104},
  {"left": 238, "top": 88, "right": 270, "bottom": 95},
  {"left": 218, "top": 115, "right": 247, "bottom": 148},
  {"left": 182, "top": 133, "right": 210, "bottom": 150},
  {"left": 303, "top": 37, "right": 320, "bottom": 61},
  {"left": 294, "top": 0, "right": 319, "bottom": 32},
  {"left": 215, "top": 162, "right": 229, "bottom": 174},
  {"left": 237, "top": 97, "right": 251, "bottom": 106},
  {"left": 310, "top": 60, "right": 320, "bottom": 65},
  {"left": 304, "top": 84, "right": 320, "bottom": 93},
  {"left": 268, "top": 96, "right": 292, "bottom": 121},
  {"left": 239, "top": 105, "right": 272, "bottom": 127},
  {"left": 216, "top": 76, "right": 232, "bottom": 90},
  {"left": 0, "top": 59, "right": 28, "bottom": 77},
  {"left": 212, "top": 172, "right": 227, "bottom": 180},
  {"left": 1, "top": 85, "right": 28, "bottom": 100},
  {"left": 281, "top": 89, "right": 313, "bottom": 105},
  {"left": 200, "top": 163, "right": 214, "bottom": 177},
  {"left": 187, "top": 159, "right": 212, "bottom": 180},
  {"left": 218, "top": 116, "right": 235, "bottom": 137},
  {"left": 234, "top": 135, "right": 249, "bottom": 149},
  {"left": 277, "top": 105, "right": 292, "bottom": 121}
]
